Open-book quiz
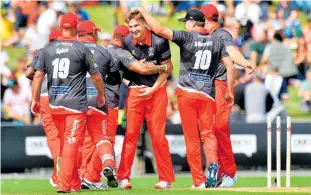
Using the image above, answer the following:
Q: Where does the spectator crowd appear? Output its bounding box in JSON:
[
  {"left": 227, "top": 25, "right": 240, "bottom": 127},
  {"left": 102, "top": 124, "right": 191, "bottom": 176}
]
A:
[{"left": 1, "top": 0, "right": 311, "bottom": 125}]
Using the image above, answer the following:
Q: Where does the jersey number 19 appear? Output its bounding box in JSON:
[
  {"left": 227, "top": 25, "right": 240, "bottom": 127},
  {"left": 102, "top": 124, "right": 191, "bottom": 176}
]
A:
[
  {"left": 52, "top": 58, "right": 70, "bottom": 79},
  {"left": 193, "top": 50, "right": 211, "bottom": 70}
]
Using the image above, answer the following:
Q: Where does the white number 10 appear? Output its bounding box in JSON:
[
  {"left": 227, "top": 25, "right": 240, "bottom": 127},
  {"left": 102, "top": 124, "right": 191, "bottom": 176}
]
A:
[
  {"left": 193, "top": 50, "right": 211, "bottom": 70},
  {"left": 52, "top": 58, "right": 70, "bottom": 79}
]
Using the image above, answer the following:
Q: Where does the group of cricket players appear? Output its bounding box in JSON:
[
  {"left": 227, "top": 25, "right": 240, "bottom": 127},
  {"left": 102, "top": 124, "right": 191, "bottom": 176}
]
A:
[{"left": 27, "top": 3, "right": 255, "bottom": 193}]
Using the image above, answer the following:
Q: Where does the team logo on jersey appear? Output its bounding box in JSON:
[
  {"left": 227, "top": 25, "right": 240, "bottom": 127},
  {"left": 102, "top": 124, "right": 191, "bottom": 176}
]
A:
[
  {"left": 56, "top": 48, "right": 69, "bottom": 55},
  {"left": 148, "top": 47, "right": 155, "bottom": 57},
  {"left": 189, "top": 72, "right": 210, "bottom": 84}
]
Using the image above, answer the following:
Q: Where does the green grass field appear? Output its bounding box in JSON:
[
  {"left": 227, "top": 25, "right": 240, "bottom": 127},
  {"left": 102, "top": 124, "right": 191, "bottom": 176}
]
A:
[{"left": 2, "top": 176, "right": 311, "bottom": 195}]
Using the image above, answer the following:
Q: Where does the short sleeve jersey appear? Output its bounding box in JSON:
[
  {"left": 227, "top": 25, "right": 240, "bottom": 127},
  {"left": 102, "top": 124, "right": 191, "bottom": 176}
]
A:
[
  {"left": 83, "top": 42, "right": 117, "bottom": 113},
  {"left": 172, "top": 30, "right": 228, "bottom": 99},
  {"left": 106, "top": 44, "right": 136, "bottom": 108},
  {"left": 211, "top": 28, "right": 235, "bottom": 81},
  {"left": 122, "top": 30, "right": 171, "bottom": 87},
  {"left": 37, "top": 40, "right": 98, "bottom": 113},
  {"left": 28, "top": 48, "right": 48, "bottom": 96}
]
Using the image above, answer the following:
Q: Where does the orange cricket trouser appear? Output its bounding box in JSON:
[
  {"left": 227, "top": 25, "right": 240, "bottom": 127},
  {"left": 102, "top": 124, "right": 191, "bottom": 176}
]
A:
[
  {"left": 215, "top": 80, "right": 236, "bottom": 178},
  {"left": 81, "top": 108, "right": 118, "bottom": 182},
  {"left": 40, "top": 96, "right": 60, "bottom": 185},
  {"left": 118, "top": 85, "right": 175, "bottom": 182},
  {"left": 176, "top": 87, "right": 217, "bottom": 187},
  {"left": 51, "top": 113, "right": 86, "bottom": 192}
]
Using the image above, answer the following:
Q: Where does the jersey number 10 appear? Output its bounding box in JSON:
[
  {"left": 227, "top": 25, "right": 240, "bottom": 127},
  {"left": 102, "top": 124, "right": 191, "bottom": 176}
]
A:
[
  {"left": 52, "top": 58, "right": 70, "bottom": 79},
  {"left": 193, "top": 50, "right": 211, "bottom": 70}
]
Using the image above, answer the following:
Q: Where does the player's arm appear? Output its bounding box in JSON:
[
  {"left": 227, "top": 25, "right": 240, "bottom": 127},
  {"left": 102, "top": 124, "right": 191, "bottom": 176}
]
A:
[
  {"left": 226, "top": 46, "right": 254, "bottom": 73},
  {"left": 84, "top": 47, "right": 105, "bottom": 106},
  {"left": 221, "top": 56, "right": 235, "bottom": 100},
  {"left": 132, "top": 7, "right": 173, "bottom": 41},
  {"left": 129, "top": 60, "right": 170, "bottom": 75},
  {"left": 119, "top": 49, "right": 171, "bottom": 75},
  {"left": 26, "top": 49, "right": 43, "bottom": 80},
  {"left": 25, "top": 67, "right": 36, "bottom": 80}
]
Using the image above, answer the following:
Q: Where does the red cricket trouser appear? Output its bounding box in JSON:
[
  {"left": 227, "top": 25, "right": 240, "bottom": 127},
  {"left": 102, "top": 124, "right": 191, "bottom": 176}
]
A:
[
  {"left": 215, "top": 80, "right": 236, "bottom": 178},
  {"left": 80, "top": 108, "right": 118, "bottom": 182},
  {"left": 51, "top": 111, "right": 86, "bottom": 192},
  {"left": 118, "top": 85, "right": 175, "bottom": 182},
  {"left": 40, "top": 96, "right": 60, "bottom": 185},
  {"left": 176, "top": 87, "right": 217, "bottom": 187}
]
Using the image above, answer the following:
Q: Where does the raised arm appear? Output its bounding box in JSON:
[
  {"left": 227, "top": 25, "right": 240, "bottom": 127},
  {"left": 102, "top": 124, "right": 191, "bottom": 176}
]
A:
[{"left": 132, "top": 7, "right": 173, "bottom": 41}]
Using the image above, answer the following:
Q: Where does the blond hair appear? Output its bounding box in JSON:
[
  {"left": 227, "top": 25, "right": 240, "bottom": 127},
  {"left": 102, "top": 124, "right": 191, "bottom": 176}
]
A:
[{"left": 125, "top": 10, "right": 145, "bottom": 24}]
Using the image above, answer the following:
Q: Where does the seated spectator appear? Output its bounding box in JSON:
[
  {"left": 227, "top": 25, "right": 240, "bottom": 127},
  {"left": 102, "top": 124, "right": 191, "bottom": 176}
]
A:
[
  {"left": 303, "top": 15, "right": 311, "bottom": 65},
  {"left": 299, "top": 69, "right": 311, "bottom": 112},
  {"left": 3, "top": 77, "right": 31, "bottom": 125},
  {"left": 70, "top": 1, "right": 89, "bottom": 21},
  {"left": 250, "top": 30, "right": 268, "bottom": 67},
  {"left": 235, "top": 0, "right": 261, "bottom": 26},
  {"left": 261, "top": 32, "right": 298, "bottom": 83},
  {"left": 244, "top": 72, "right": 273, "bottom": 123},
  {"left": 294, "top": 38, "right": 309, "bottom": 80},
  {"left": 275, "top": 0, "right": 296, "bottom": 20}
]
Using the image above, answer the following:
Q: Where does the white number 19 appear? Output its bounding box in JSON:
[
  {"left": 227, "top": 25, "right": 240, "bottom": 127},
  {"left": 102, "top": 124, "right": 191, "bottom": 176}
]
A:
[
  {"left": 52, "top": 58, "right": 70, "bottom": 79},
  {"left": 193, "top": 50, "right": 211, "bottom": 70}
]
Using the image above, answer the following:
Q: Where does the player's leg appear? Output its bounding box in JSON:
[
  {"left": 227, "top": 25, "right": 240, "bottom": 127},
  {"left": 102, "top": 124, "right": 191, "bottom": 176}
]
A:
[
  {"left": 198, "top": 98, "right": 218, "bottom": 188},
  {"left": 40, "top": 96, "right": 60, "bottom": 187},
  {"left": 215, "top": 80, "right": 236, "bottom": 184},
  {"left": 107, "top": 107, "right": 119, "bottom": 146},
  {"left": 86, "top": 112, "right": 117, "bottom": 188},
  {"left": 57, "top": 113, "right": 86, "bottom": 193},
  {"left": 145, "top": 86, "right": 175, "bottom": 189},
  {"left": 177, "top": 94, "right": 206, "bottom": 188},
  {"left": 118, "top": 88, "right": 145, "bottom": 189},
  {"left": 79, "top": 131, "right": 94, "bottom": 178}
]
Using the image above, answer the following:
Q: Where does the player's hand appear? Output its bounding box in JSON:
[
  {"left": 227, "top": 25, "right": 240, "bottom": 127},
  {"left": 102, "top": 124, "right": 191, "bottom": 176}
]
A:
[
  {"left": 130, "top": 7, "right": 143, "bottom": 13},
  {"left": 31, "top": 101, "right": 40, "bottom": 115},
  {"left": 96, "top": 95, "right": 106, "bottom": 107},
  {"left": 224, "top": 91, "right": 234, "bottom": 103},
  {"left": 138, "top": 86, "right": 156, "bottom": 99},
  {"left": 246, "top": 64, "right": 255, "bottom": 75},
  {"left": 166, "top": 63, "right": 173, "bottom": 72}
]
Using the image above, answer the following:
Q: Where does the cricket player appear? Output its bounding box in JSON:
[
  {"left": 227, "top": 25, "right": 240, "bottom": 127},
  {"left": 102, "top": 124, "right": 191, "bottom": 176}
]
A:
[
  {"left": 117, "top": 11, "right": 175, "bottom": 189},
  {"left": 200, "top": 4, "right": 254, "bottom": 187},
  {"left": 136, "top": 7, "right": 235, "bottom": 188},
  {"left": 79, "top": 25, "right": 172, "bottom": 189},
  {"left": 26, "top": 29, "right": 62, "bottom": 188},
  {"left": 76, "top": 20, "right": 120, "bottom": 190},
  {"left": 31, "top": 13, "right": 105, "bottom": 193}
]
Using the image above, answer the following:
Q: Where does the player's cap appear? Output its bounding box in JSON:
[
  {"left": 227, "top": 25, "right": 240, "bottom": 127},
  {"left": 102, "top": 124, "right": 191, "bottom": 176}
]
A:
[
  {"left": 178, "top": 9, "right": 205, "bottom": 23},
  {"left": 113, "top": 25, "right": 130, "bottom": 40},
  {"left": 200, "top": 4, "right": 219, "bottom": 21},
  {"left": 59, "top": 12, "right": 79, "bottom": 29},
  {"left": 77, "top": 20, "right": 101, "bottom": 35},
  {"left": 49, "top": 29, "right": 62, "bottom": 42}
]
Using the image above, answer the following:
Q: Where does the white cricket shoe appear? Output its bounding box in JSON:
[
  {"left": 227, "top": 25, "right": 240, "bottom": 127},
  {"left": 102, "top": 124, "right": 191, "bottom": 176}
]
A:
[
  {"left": 219, "top": 175, "right": 237, "bottom": 188},
  {"left": 49, "top": 178, "right": 57, "bottom": 188},
  {"left": 81, "top": 178, "right": 109, "bottom": 190},
  {"left": 119, "top": 179, "right": 132, "bottom": 189},
  {"left": 154, "top": 181, "right": 172, "bottom": 189},
  {"left": 191, "top": 182, "right": 206, "bottom": 189}
]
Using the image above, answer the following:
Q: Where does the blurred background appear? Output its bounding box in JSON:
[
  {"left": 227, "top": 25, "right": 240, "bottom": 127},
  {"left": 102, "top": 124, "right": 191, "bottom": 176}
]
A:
[{"left": 1, "top": 0, "right": 311, "bottom": 175}]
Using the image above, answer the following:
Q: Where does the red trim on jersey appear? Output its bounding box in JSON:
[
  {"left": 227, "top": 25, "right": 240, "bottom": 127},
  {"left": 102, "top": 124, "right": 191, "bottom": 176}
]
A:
[
  {"left": 132, "top": 29, "right": 152, "bottom": 46},
  {"left": 57, "top": 36, "right": 79, "bottom": 41},
  {"left": 79, "top": 36, "right": 96, "bottom": 43},
  {"left": 199, "top": 28, "right": 209, "bottom": 35}
]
